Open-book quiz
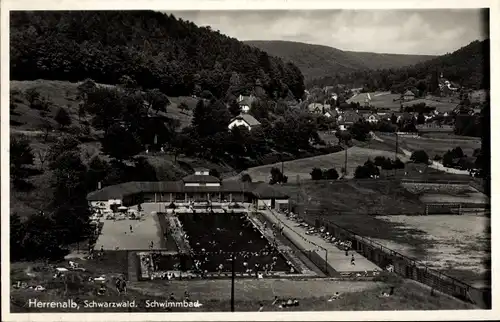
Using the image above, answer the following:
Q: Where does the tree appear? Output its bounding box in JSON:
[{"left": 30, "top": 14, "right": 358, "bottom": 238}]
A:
[
  {"left": 374, "top": 156, "right": 387, "bottom": 167},
  {"left": 24, "top": 88, "right": 40, "bottom": 108},
  {"left": 390, "top": 113, "right": 397, "bottom": 124},
  {"left": 10, "top": 213, "right": 25, "bottom": 260},
  {"left": 324, "top": 168, "right": 339, "bottom": 180},
  {"left": 22, "top": 212, "right": 66, "bottom": 260},
  {"left": 101, "top": 124, "right": 143, "bottom": 162},
  {"left": 145, "top": 88, "right": 170, "bottom": 114},
  {"left": 37, "top": 148, "right": 48, "bottom": 170},
  {"left": 51, "top": 151, "right": 88, "bottom": 203},
  {"left": 86, "top": 157, "right": 110, "bottom": 191},
  {"left": 410, "top": 150, "right": 429, "bottom": 164},
  {"left": 241, "top": 173, "right": 252, "bottom": 183},
  {"left": 48, "top": 135, "right": 80, "bottom": 166},
  {"left": 229, "top": 100, "right": 241, "bottom": 117},
  {"left": 349, "top": 121, "right": 370, "bottom": 141},
  {"left": 310, "top": 168, "right": 324, "bottom": 180},
  {"left": 442, "top": 151, "right": 454, "bottom": 167},
  {"left": 209, "top": 169, "right": 220, "bottom": 179},
  {"left": 392, "top": 158, "right": 405, "bottom": 169},
  {"left": 269, "top": 167, "right": 287, "bottom": 185},
  {"left": 417, "top": 112, "right": 426, "bottom": 124},
  {"left": 77, "top": 78, "right": 97, "bottom": 100},
  {"left": 335, "top": 130, "right": 352, "bottom": 145},
  {"left": 451, "top": 146, "right": 464, "bottom": 158},
  {"left": 55, "top": 107, "right": 72, "bottom": 128},
  {"left": 10, "top": 136, "right": 34, "bottom": 180}
]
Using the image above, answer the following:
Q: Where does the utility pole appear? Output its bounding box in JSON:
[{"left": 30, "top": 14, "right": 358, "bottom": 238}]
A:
[
  {"left": 230, "top": 254, "right": 235, "bottom": 312},
  {"left": 394, "top": 132, "right": 399, "bottom": 177},
  {"left": 344, "top": 145, "right": 348, "bottom": 176}
]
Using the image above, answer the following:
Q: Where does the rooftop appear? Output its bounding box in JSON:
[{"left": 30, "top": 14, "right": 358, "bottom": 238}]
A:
[
  {"left": 231, "top": 113, "right": 261, "bottom": 127},
  {"left": 87, "top": 180, "right": 289, "bottom": 201}
]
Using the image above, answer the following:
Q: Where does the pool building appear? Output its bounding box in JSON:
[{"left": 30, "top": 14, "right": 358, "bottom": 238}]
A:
[{"left": 87, "top": 168, "right": 290, "bottom": 211}]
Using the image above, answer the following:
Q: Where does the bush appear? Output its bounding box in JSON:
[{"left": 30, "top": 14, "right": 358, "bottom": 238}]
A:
[
  {"left": 380, "top": 158, "right": 393, "bottom": 170},
  {"left": 310, "top": 168, "right": 323, "bottom": 180},
  {"left": 324, "top": 168, "right": 339, "bottom": 180},
  {"left": 434, "top": 154, "right": 442, "bottom": 161},
  {"left": 374, "top": 156, "right": 386, "bottom": 167},
  {"left": 354, "top": 159, "right": 380, "bottom": 179},
  {"left": 241, "top": 173, "right": 252, "bottom": 182},
  {"left": 392, "top": 158, "right": 405, "bottom": 169},
  {"left": 410, "top": 150, "right": 429, "bottom": 164}
]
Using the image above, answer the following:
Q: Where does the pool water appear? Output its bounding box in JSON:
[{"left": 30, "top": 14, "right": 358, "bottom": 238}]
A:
[{"left": 175, "top": 213, "right": 294, "bottom": 273}]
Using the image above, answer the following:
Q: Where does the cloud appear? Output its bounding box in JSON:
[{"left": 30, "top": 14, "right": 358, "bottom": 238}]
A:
[{"left": 168, "top": 9, "right": 487, "bottom": 55}]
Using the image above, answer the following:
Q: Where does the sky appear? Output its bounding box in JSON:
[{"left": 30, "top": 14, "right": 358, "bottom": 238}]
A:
[{"left": 168, "top": 9, "right": 488, "bottom": 55}]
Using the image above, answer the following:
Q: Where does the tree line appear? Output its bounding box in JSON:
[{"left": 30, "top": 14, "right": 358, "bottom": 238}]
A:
[
  {"left": 307, "top": 39, "right": 489, "bottom": 93},
  {"left": 10, "top": 11, "right": 305, "bottom": 101}
]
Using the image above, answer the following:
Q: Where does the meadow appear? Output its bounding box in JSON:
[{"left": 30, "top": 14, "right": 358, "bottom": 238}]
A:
[{"left": 377, "top": 133, "right": 481, "bottom": 159}]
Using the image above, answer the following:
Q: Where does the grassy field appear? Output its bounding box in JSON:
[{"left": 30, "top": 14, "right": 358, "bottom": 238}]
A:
[
  {"left": 377, "top": 133, "right": 481, "bottom": 158},
  {"left": 10, "top": 258, "right": 475, "bottom": 312},
  {"left": 372, "top": 214, "right": 490, "bottom": 288},
  {"left": 10, "top": 80, "right": 195, "bottom": 129},
  {"left": 281, "top": 178, "right": 489, "bottom": 290},
  {"left": 234, "top": 146, "right": 410, "bottom": 182}
]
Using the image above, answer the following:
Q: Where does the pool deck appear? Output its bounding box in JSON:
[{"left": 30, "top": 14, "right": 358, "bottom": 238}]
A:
[
  {"left": 94, "top": 204, "right": 164, "bottom": 251},
  {"left": 258, "top": 208, "right": 381, "bottom": 273}
]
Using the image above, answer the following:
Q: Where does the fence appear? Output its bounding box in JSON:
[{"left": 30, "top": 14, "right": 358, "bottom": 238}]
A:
[{"left": 314, "top": 218, "right": 491, "bottom": 308}]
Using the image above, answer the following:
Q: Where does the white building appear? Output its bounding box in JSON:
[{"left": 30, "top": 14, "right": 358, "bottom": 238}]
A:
[{"left": 228, "top": 114, "right": 261, "bottom": 131}]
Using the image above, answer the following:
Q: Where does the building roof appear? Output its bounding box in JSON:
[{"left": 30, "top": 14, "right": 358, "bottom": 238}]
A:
[
  {"left": 363, "top": 113, "right": 380, "bottom": 120},
  {"left": 341, "top": 111, "right": 362, "bottom": 124},
  {"left": 403, "top": 90, "right": 415, "bottom": 96},
  {"left": 182, "top": 174, "right": 220, "bottom": 183},
  {"left": 230, "top": 114, "right": 261, "bottom": 127},
  {"left": 308, "top": 103, "right": 323, "bottom": 112},
  {"left": 86, "top": 180, "right": 289, "bottom": 201}
]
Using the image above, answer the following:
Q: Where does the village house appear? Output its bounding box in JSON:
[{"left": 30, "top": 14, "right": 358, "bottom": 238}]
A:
[
  {"left": 308, "top": 103, "right": 331, "bottom": 114},
  {"left": 237, "top": 94, "right": 257, "bottom": 113},
  {"left": 228, "top": 113, "right": 261, "bottom": 131},
  {"left": 337, "top": 110, "right": 361, "bottom": 130},
  {"left": 402, "top": 90, "right": 415, "bottom": 101},
  {"left": 363, "top": 112, "right": 381, "bottom": 123}
]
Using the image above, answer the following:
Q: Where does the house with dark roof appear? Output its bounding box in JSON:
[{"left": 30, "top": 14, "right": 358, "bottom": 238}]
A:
[
  {"left": 337, "top": 111, "right": 361, "bottom": 130},
  {"left": 87, "top": 172, "right": 290, "bottom": 211},
  {"left": 228, "top": 113, "right": 261, "bottom": 131},
  {"left": 237, "top": 94, "right": 257, "bottom": 113},
  {"left": 402, "top": 90, "right": 415, "bottom": 101}
]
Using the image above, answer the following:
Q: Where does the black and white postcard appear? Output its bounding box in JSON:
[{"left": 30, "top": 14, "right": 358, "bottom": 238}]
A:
[{"left": 1, "top": 0, "right": 497, "bottom": 321}]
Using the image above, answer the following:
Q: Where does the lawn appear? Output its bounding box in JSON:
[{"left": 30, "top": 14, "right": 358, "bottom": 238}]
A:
[
  {"left": 10, "top": 260, "right": 476, "bottom": 312},
  {"left": 377, "top": 133, "right": 481, "bottom": 159},
  {"left": 237, "top": 146, "right": 410, "bottom": 182},
  {"left": 372, "top": 214, "right": 490, "bottom": 288}
]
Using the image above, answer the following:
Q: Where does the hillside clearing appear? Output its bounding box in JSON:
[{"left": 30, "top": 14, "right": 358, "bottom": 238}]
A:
[
  {"left": 10, "top": 80, "right": 194, "bottom": 130},
  {"left": 231, "top": 146, "right": 410, "bottom": 183},
  {"left": 377, "top": 133, "right": 481, "bottom": 158}
]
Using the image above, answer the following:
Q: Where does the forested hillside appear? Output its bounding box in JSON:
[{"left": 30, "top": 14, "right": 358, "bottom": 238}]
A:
[
  {"left": 308, "top": 40, "right": 489, "bottom": 92},
  {"left": 10, "top": 11, "right": 305, "bottom": 99},
  {"left": 245, "top": 40, "right": 435, "bottom": 81}
]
